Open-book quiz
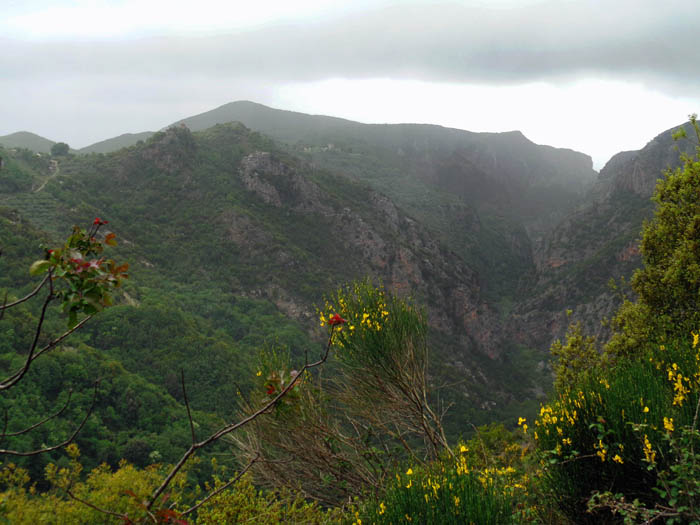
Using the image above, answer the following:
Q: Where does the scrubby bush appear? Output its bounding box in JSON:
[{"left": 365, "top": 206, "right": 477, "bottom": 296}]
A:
[
  {"left": 607, "top": 115, "right": 700, "bottom": 359},
  {"left": 534, "top": 334, "right": 700, "bottom": 523},
  {"left": 354, "top": 444, "right": 529, "bottom": 524},
  {"left": 236, "top": 280, "right": 449, "bottom": 505}
]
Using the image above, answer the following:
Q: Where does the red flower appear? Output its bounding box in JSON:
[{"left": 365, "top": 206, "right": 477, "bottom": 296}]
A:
[
  {"left": 328, "top": 314, "right": 346, "bottom": 326},
  {"left": 266, "top": 385, "right": 276, "bottom": 395},
  {"left": 87, "top": 258, "right": 103, "bottom": 270},
  {"left": 93, "top": 218, "right": 109, "bottom": 225}
]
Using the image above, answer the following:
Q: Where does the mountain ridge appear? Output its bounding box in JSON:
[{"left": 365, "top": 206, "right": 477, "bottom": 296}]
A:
[
  {"left": 0, "top": 131, "right": 56, "bottom": 153},
  {"left": 508, "top": 120, "right": 696, "bottom": 351},
  {"left": 76, "top": 100, "right": 594, "bottom": 170}
]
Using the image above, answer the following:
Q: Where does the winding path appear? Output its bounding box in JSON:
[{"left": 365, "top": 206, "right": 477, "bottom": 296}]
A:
[{"left": 34, "top": 161, "right": 59, "bottom": 193}]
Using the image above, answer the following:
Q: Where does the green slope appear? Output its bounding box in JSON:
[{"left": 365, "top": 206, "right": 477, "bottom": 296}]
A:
[
  {"left": 1, "top": 121, "right": 552, "bottom": 445},
  {"left": 0, "top": 131, "right": 56, "bottom": 153},
  {"left": 79, "top": 131, "right": 155, "bottom": 154}
]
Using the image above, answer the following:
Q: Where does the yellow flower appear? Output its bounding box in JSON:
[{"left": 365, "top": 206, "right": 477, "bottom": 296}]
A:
[
  {"left": 406, "top": 480, "right": 412, "bottom": 488},
  {"left": 595, "top": 439, "right": 607, "bottom": 462},
  {"left": 459, "top": 444, "right": 468, "bottom": 453},
  {"left": 643, "top": 434, "right": 656, "bottom": 463},
  {"left": 518, "top": 417, "right": 526, "bottom": 426},
  {"left": 612, "top": 454, "right": 623, "bottom": 464},
  {"left": 256, "top": 370, "right": 262, "bottom": 377},
  {"left": 522, "top": 424, "right": 528, "bottom": 434},
  {"left": 643, "top": 406, "right": 649, "bottom": 413},
  {"left": 406, "top": 468, "right": 413, "bottom": 475},
  {"left": 379, "top": 502, "right": 386, "bottom": 515},
  {"left": 454, "top": 495, "right": 460, "bottom": 507},
  {"left": 664, "top": 417, "right": 674, "bottom": 433},
  {"left": 693, "top": 331, "right": 699, "bottom": 348}
]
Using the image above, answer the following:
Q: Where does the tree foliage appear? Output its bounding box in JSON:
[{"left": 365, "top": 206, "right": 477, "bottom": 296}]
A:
[
  {"left": 0, "top": 219, "right": 127, "bottom": 460},
  {"left": 50, "top": 142, "right": 69, "bottom": 157},
  {"left": 235, "top": 280, "right": 450, "bottom": 505},
  {"left": 607, "top": 114, "right": 700, "bottom": 359},
  {"left": 549, "top": 320, "right": 599, "bottom": 393}
]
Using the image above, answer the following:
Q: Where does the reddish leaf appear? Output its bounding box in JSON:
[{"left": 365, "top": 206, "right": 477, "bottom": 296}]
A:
[{"left": 105, "top": 232, "right": 117, "bottom": 246}]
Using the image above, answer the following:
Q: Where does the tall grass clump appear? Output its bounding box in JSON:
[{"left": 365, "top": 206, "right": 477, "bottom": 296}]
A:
[
  {"left": 354, "top": 446, "right": 528, "bottom": 525},
  {"left": 235, "top": 280, "right": 451, "bottom": 506},
  {"left": 534, "top": 334, "right": 700, "bottom": 523}
]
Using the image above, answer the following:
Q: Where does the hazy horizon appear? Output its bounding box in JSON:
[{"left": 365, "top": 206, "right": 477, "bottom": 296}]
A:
[{"left": 3, "top": 0, "right": 699, "bottom": 169}]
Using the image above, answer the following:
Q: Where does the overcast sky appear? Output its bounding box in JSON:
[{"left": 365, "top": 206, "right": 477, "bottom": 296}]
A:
[{"left": 2, "top": 0, "right": 699, "bottom": 168}]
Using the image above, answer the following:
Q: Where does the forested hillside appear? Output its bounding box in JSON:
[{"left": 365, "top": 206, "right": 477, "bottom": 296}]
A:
[
  {"left": 1, "top": 106, "right": 697, "bottom": 523},
  {"left": 0, "top": 119, "right": 542, "bottom": 475}
]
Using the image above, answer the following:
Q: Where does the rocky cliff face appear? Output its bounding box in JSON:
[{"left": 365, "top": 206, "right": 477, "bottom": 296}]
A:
[
  {"left": 603, "top": 123, "right": 696, "bottom": 198},
  {"left": 17, "top": 109, "right": 697, "bottom": 424},
  {"left": 233, "top": 148, "right": 501, "bottom": 359},
  {"left": 239, "top": 151, "right": 326, "bottom": 211},
  {"left": 509, "top": 121, "right": 694, "bottom": 351},
  {"left": 172, "top": 101, "right": 597, "bottom": 237}
]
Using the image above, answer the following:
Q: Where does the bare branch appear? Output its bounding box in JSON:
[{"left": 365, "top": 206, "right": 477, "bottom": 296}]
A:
[
  {"left": 0, "top": 381, "right": 98, "bottom": 456},
  {"left": 181, "top": 454, "right": 260, "bottom": 516},
  {"left": 0, "top": 282, "right": 54, "bottom": 392},
  {"left": 0, "top": 274, "right": 49, "bottom": 311},
  {"left": 1, "top": 389, "right": 74, "bottom": 438},
  {"left": 0, "top": 409, "right": 7, "bottom": 442},
  {"left": 65, "top": 489, "right": 128, "bottom": 520},
  {"left": 145, "top": 327, "right": 337, "bottom": 511},
  {"left": 31, "top": 315, "right": 93, "bottom": 362},
  {"left": 1, "top": 315, "right": 94, "bottom": 391},
  {"left": 0, "top": 291, "right": 7, "bottom": 321},
  {"left": 181, "top": 370, "right": 196, "bottom": 445}
]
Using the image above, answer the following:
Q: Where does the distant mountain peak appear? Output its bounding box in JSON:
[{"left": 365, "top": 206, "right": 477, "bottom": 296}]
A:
[{"left": 0, "top": 131, "right": 56, "bottom": 153}]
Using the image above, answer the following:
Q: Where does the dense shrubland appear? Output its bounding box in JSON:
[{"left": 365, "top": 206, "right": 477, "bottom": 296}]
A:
[{"left": 2, "top": 116, "right": 700, "bottom": 522}]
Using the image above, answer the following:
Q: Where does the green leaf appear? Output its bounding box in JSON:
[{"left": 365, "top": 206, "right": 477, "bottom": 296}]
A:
[{"left": 29, "top": 260, "right": 50, "bottom": 276}]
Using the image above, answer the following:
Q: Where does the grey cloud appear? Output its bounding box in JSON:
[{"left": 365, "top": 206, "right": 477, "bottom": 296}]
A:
[{"left": 3, "top": 0, "right": 699, "bottom": 92}]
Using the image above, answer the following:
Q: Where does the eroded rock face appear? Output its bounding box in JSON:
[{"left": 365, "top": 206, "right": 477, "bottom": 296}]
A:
[
  {"left": 234, "top": 150, "right": 500, "bottom": 359},
  {"left": 596, "top": 123, "right": 696, "bottom": 199},
  {"left": 239, "top": 152, "right": 327, "bottom": 213},
  {"left": 239, "top": 153, "right": 284, "bottom": 206},
  {"left": 507, "top": 122, "right": 694, "bottom": 352},
  {"left": 141, "top": 126, "right": 197, "bottom": 176}
]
